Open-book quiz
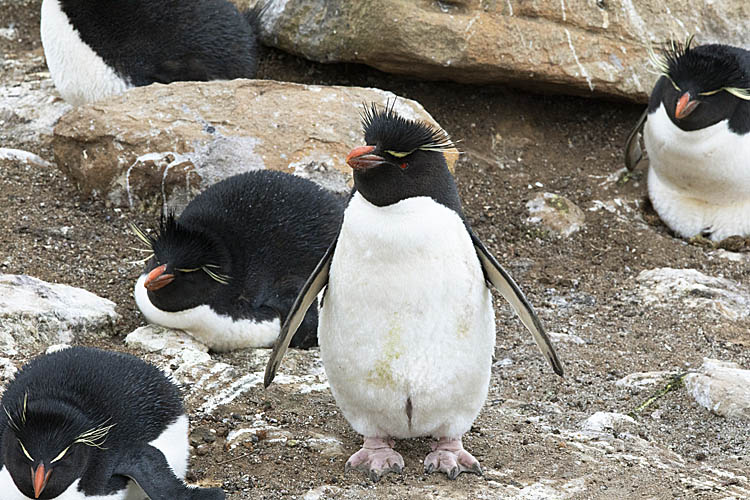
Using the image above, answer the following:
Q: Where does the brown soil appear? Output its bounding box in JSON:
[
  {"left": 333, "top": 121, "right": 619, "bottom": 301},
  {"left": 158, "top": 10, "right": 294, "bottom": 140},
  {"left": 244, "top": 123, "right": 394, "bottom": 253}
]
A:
[{"left": 1, "top": 2, "right": 748, "bottom": 499}]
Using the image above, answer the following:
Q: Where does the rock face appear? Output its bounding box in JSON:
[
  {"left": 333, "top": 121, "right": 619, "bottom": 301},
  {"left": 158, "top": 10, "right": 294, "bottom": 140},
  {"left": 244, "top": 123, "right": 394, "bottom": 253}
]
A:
[
  {"left": 685, "top": 359, "right": 750, "bottom": 421},
  {"left": 0, "top": 274, "right": 118, "bottom": 355},
  {"left": 240, "top": 0, "right": 750, "bottom": 102},
  {"left": 52, "top": 80, "right": 446, "bottom": 213}
]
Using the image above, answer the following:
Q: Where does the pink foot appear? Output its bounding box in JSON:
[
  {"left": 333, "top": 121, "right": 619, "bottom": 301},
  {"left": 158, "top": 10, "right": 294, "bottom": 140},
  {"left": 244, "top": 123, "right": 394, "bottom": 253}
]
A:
[
  {"left": 344, "top": 437, "right": 404, "bottom": 482},
  {"left": 423, "top": 437, "right": 482, "bottom": 480}
]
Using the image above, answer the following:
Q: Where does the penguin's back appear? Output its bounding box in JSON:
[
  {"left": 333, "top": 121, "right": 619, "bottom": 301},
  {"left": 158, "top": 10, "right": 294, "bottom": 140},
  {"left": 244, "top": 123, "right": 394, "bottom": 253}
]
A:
[
  {"left": 41, "top": 0, "right": 259, "bottom": 104},
  {"left": 179, "top": 169, "right": 345, "bottom": 287},
  {"left": 319, "top": 193, "right": 495, "bottom": 440}
]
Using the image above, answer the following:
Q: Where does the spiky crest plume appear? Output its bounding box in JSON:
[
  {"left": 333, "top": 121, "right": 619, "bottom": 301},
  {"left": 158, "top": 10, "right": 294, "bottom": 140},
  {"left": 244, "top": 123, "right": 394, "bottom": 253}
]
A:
[{"left": 361, "top": 101, "right": 456, "bottom": 157}]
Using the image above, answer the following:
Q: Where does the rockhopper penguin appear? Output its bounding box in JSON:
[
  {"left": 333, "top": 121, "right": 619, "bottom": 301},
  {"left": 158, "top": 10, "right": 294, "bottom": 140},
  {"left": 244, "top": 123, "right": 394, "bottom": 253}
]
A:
[
  {"left": 625, "top": 37, "right": 750, "bottom": 241},
  {"left": 265, "top": 104, "right": 564, "bottom": 481},
  {"left": 0, "top": 346, "right": 223, "bottom": 499},
  {"left": 134, "top": 170, "right": 345, "bottom": 351},
  {"left": 40, "top": 0, "right": 262, "bottom": 105}
]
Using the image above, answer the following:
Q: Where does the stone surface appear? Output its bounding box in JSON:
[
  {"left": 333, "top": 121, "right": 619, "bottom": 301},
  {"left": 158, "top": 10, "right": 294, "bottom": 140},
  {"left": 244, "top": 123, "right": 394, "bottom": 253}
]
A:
[
  {"left": 615, "top": 370, "right": 680, "bottom": 389},
  {"left": 52, "top": 79, "right": 447, "bottom": 213},
  {"left": 0, "top": 274, "right": 118, "bottom": 355},
  {"left": 125, "top": 326, "right": 329, "bottom": 414},
  {"left": 239, "top": 0, "right": 750, "bottom": 102},
  {"left": 526, "top": 192, "right": 584, "bottom": 237},
  {"left": 684, "top": 359, "right": 750, "bottom": 421},
  {"left": 0, "top": 59, "right": 70, "bottom": 149},
  {"left": 581, "top": 411, "right": 637, "bottom": 437},
  {"left": 636, "top": 268, "right": 750, "bottom": 321}
]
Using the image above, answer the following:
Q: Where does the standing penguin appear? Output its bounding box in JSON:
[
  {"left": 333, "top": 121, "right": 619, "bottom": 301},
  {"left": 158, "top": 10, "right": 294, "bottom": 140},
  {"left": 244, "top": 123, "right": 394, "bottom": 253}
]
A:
[
  {"left": 40, "top": 0, "right": 262, "bottom": 106},
  {"left": 265, "top": 104, "right": 564, "bottom": 481},
  {"left": 134, "top": 170, "right": 345, "bottom": 351},
  {"left": 625, "top": 37, "right": 750, "bottom": 241},
  {"left": 0, "top": 346, "right": 223, "bottom": 499}
]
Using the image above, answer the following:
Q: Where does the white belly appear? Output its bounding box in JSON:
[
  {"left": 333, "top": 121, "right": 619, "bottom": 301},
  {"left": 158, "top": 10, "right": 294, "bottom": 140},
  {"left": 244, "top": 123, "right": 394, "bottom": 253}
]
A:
[
  {"left": 319, "top": 193, "right": 495, "bottom": 440},
  {"left": 0, "top": 415, "right": 188, "bottom": 500},
  {"left": 134, "top": 275, "right": 281, "bottom": 351},
  {"left": 40, "top": 0, "right": 131, "bottom": 105},
  {"left": 644, "top": 103, "right": 750, "bottom": 240}
]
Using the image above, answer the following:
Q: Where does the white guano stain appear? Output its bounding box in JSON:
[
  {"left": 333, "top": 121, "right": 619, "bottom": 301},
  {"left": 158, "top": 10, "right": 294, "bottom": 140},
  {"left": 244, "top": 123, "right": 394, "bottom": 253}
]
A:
[{"left": 565, "top": 29, "right": 594, "bottom": 91}]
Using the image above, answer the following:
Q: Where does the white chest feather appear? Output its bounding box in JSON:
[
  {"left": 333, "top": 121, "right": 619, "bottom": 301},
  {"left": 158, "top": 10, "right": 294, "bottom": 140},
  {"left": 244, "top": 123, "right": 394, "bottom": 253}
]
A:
[
  {"left": 644, "top": 103, "right": 750, "bottom": 240},
  {"left": 0, "top": 415, "right": 188, "bottom": 500},
  {"left": 40, "top": 0, "right": 131, "bottom": 105},
  {"left": 134, "top": 275, "right": 281, "bottom": 351},
  {"left": 319, "top": 193, "right": 495, "bottom": 440}
]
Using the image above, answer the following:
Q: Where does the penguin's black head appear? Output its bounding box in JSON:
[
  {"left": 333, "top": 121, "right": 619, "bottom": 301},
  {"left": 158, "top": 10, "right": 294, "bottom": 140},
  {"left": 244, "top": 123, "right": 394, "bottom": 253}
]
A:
[
  {"left": 132, "top": 214, "right": 231, "bottom": 312},
  {"left": 2, "top": 396, "right": 110, "bottom": 499},
  {"left": 347, "top": 103, "right": 463, "bottom": 211},
  {"left": 651, "top": 37, "right": 750, "bottom": 131}
]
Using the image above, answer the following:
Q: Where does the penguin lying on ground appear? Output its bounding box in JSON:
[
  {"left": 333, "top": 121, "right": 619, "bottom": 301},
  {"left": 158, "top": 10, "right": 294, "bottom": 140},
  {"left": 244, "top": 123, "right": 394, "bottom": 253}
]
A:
[
  {"left": 0, "top": 346, "right": 223, "bottom": 499},
  {"left": 134, "top": 170, "right": 345, "bottom": 351},
  {"left": 625, "top": 37, "right": 750, "bottom": 241},
  {"left": 40, "top": 0, "right": 262, "bottom": 105},
  {"left": 265, "top": 104, "right": 564, "bottom": 481}
]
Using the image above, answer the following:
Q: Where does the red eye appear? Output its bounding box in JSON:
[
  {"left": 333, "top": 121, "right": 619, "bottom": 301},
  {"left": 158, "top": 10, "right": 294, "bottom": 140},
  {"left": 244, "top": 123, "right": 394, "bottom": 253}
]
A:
[{"left": 400, "top": 162, "right": 408, "bottom": 169}]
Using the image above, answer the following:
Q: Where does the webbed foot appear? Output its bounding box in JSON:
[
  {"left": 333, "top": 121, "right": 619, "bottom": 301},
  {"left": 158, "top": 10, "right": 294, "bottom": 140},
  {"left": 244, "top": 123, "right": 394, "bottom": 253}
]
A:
[
  {"left": 344, "top": 437, "right": 404, "bottom": 482},
  {"left": 423, "top": 437, "right": 482, "bottom": 480}
]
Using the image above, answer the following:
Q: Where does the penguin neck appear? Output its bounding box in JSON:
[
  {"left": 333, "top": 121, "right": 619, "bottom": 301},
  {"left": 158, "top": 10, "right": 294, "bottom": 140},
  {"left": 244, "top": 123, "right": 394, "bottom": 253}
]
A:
[{"left": 353, "top": 167, "right": 466, "bottom": 221}]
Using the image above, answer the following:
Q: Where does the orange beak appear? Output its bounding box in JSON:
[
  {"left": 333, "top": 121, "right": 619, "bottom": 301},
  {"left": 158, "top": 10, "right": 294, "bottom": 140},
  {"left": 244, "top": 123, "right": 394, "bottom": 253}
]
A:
[
  {"left": 346, "top": 145, "right": 385, "bottom": 170},
  {"left": 143, "top": 264, "right": 175, "bottom": 291},
  {"left": 32, "top": 464, "right": 52, "bottom": 498},
  {"left": 675, "top": 92, "right": 699, "bottom": 120}
]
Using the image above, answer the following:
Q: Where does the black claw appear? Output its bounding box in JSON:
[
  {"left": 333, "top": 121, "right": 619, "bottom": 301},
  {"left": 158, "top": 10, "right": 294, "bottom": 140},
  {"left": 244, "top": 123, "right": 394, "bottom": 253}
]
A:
[
  {"left": 392, "top": 463, "right": 402, "bottom": 474},
  {"left": 448, "top": 466, "right": 460, "bottom": 480},
  {"left": 369, "top": 470, "right": 381, "bottom": 483},
  {"left": 344, "top": 462, "right": 352, "bottom": 473},
  {"left": 470, "top": 463, "right": 483, "bottom": 476},
  {"left": 425, "top": 463, "right": 435, "bottom": 474}
]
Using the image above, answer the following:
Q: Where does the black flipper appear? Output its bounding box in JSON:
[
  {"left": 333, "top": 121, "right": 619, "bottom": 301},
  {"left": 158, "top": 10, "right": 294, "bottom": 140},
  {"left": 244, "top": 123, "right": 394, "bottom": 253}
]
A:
[
  {"left": 471, "top": 231, "right": 564, "bottom": 377},
  {"left": 624, "top": 108, "right": 648, "bottom": 171},
  {"left": 114, "top": 444, "right": 225, "bottom": 500},
  {"left": 264, "top": 237, "right": 338, "bottom": 388}
]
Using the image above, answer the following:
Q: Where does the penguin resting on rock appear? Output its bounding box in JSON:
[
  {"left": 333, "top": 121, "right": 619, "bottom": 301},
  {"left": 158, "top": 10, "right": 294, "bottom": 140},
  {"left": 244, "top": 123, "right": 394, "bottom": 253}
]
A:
[
  {"left": 134, "top": 170, "right": 345, "bottom": 351},
  {"left": 625, "top": 37, "right": 750, "bottom": 241},
  {"left": 40, "top": 0, "right": 262, "bottom": 105},
  {"left": 0, "top": 346, "right": 223, "bottom": 499},
  {"left": 265, "top": 104, "right": 564, "bottom": 481}
]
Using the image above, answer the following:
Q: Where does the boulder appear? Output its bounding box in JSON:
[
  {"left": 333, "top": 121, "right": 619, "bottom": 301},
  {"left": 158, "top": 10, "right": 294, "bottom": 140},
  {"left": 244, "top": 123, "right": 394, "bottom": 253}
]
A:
[
  {"left": 685, "top": 359, "right": 750, "bottom": 421},
  {"left": 52, "top": 79, "right": 447, "bottom": 213},
  {"left": 238, "top": 0, "right": 750, "bottom": 102},
  {"left": 0, "top": 274, "right": 118, "bottom": 355}
]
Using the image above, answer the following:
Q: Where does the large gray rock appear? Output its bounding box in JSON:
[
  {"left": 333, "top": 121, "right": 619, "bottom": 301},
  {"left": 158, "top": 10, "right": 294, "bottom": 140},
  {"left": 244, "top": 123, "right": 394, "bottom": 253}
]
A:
[
  {"left": 239, "top": 0, "right": 750, "bottom": 102},
  {"left": 52, "top": 79, "right": 451, "bottom": 213},
  {"left": 0, "top": 274, "right": 118, "bottom": 355},
  {"left": 685, "top": 359, "right": 750, "bottom": 421}
]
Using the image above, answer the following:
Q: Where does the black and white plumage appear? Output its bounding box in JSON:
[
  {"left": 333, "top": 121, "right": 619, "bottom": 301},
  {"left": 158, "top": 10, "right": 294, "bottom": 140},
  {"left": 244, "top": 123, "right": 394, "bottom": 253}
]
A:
[
  {"left": 625, "top": 38, "right": 750, "bottom": 241},
  {"left": 40, "top": 0, "right": 261, "bottom": 105},
  {"left": 0, "top": 346, "right": 223, "bottom": 500},
  {"left": 134, "top": 170, "right": 345, "bottom": 351},
  {"left": 265, "top": 104, "right": 563, "bottom": 481}
]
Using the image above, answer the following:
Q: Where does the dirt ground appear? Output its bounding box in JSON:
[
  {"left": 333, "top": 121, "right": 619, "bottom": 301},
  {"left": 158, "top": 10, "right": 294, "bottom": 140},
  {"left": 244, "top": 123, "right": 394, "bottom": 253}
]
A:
[{"left": 1, "top": 2, "right": 749, "bottom": 499}]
